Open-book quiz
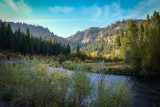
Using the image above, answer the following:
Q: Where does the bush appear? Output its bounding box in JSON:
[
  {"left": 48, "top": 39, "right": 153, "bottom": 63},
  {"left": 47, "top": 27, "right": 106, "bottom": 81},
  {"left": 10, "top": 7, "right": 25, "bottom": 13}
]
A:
[
  {"left": 69, "top": 69, "right": 94, "bottom": 106},
  {"left": 95, "top": 79, "right": 132, "bottom": 107},
  {"left": 84, "top": 59, "right": 93, "bottom": 63},
  {"left": 0, "top": 60, "right": 71, "bottom": 106},
  {"left": 62, "top": 61, "right": 76, "bottom": 70},
  {"left": 0, "top": 59, "right": 133, "bottom": 106},
  {"left": 49, "top": 61, "right": 60, "bottom": 68},
  {"left": 91, "top": 61, "right": 106, "bottom": 73},
  {"left": 105, "top": 65, "right": 136, "bottom": 75}
]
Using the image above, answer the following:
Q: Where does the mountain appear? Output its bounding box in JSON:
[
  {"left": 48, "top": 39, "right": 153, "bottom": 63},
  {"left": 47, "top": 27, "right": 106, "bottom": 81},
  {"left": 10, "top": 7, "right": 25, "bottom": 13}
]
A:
[
  {"left": 3, "top": 21, "right": 69, "bottom": 44},
  {"left": 1, "top": 19, "right": 144, "bottom": 52},
  {"left": 67, "top": 19, "right": 145, "bottom": 53}
]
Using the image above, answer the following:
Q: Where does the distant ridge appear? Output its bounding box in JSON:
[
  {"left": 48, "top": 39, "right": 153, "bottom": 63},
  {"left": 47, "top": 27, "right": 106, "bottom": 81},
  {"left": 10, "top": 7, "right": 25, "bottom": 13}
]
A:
[{"left": 2, "top": 20, "right": 68, "bottom": 44}]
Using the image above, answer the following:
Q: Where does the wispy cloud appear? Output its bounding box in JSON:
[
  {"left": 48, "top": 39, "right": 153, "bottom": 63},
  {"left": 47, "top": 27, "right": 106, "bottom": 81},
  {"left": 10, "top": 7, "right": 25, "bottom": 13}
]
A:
[
  {"left": 90, "top": 5, "right": 102, "bottom": 21},
  {"left": 84, "top": 0, "right": 160, "bottom": 24},
  {"left": 49, "top": 6, "right": 74, "bottom": 13},
  {"left": 126, "top": 0, "right": 160, "bottom": 19},
  {"left": 81, "top": 3, "right": 123, "bottom": 23},
  {"left": 5, "top": 0, "right": 31, "bottom": 13},
  {"left": 17, "top": 0, "right": 31, "bottom": 13},
  {"left": 6, "top": 0, "right": 18, "bottom": 11}
]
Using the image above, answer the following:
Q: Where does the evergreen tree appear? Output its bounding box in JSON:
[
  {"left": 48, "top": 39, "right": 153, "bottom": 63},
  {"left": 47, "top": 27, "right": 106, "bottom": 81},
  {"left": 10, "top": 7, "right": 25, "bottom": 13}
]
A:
[
  {"left": 115, "top": 31, "right": 121, "bottom": 49},
  {"left": 65, "top": 43, "right": 71, "bottom": 55},
  {"left": 25, "top": 27, "right": 30, "bottom": 54},
  {"left": 0, "top": 21, "right": 70, "bottom": 56},
  {"left": 6, "top": 23, "right": 14, "bottom": 51},
  {"left": 76, "top": 43, "right": 80, "bottom": 53},
  {"left": 138, "top": 23, "right": 144, "bottom": 43},
  {"left": 29, "top": 35, "right": 34, "bottom": 54},
  {"left": 22, "top": 35, "right": 28, "bottom": 55},
  {"left": 0, "top": 22, "right": 6, "bottom": 49},
  {"left": 142, "top": 11, "right": 160, "bottom": 74},
  {"left": 15, "top": 27, "right": 21, "bottom": 52}
]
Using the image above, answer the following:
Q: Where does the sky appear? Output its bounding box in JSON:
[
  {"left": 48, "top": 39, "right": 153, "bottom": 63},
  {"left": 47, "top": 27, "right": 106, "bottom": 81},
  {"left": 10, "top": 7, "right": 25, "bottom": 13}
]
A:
[{"left": 0, "top": 0, "right": 160, "bottom": 38}]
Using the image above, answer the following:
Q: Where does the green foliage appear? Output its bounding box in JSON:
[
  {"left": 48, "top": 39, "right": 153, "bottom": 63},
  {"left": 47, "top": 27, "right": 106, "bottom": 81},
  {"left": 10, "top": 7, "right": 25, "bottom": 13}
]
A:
[
  {"left": 62, "top": 61, "right": 92, "bottom": 72},
  {"left": 95, "top": 79, "right": 132, "bottom": 107},
  {"left": 92, "top": 61, "right": 106, "bottom": 73},
  {"left": 0, "top": 22, "right": 71, "bottom": 56},
  {"left": 71, "top": 51, "right": 89, "bottom": 61},
  {"left": 115, "top": 35, "right": 121, "bottom": 49},
  {"left": 69, "top": 68, "right": 94, "bottom": 106},
  {"left": 0, "top": 59, "right": 133, "bottom": 106},
  {"left": 118, "top": 11, "right": 160, "bottom": 75},
  {"left": 62, "top": 61, "right": 77, "bottom": 70},
  {"left": 76, "top": 43, "right": 80, "bottom": 53},
  {"left": 105, "top": 65, "right": 136, "bottom": 75},
  {"left": 0, "top": 59, "right": 93, "bottom": 106}
]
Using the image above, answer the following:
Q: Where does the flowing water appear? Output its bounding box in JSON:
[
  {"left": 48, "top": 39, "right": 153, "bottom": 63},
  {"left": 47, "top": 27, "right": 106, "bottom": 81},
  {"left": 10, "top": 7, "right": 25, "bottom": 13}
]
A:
[
  {"left": 1, "top": 61, "right": 160, "bottom": 107},
  {"left": 50, "top": 67, "right": 160, "bottom": 107}
]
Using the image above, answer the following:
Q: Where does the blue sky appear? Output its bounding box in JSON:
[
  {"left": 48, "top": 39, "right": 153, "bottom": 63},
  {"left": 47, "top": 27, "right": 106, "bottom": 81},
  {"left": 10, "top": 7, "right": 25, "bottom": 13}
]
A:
[{"left": 0, "top": 0, "right": 160, "bottom": 38}]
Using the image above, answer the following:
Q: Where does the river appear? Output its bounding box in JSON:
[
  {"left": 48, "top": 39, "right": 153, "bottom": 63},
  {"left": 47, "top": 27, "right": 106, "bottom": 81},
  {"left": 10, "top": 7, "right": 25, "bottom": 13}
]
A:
[
  {"left": 1, "top": 61, "right": 160, "bottom": 106},
  {"left": 50, "top": 67, "right": 160, "bottom": 107}
]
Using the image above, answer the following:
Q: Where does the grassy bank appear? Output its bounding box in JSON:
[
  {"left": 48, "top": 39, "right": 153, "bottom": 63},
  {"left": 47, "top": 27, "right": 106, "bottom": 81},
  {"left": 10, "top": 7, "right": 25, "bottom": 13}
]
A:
[
  {"left": 62, "top": 61, "right": 138, "bottom": 76},
  {"left": 0, "top": 59, "right": 132, "bottom": 106}
]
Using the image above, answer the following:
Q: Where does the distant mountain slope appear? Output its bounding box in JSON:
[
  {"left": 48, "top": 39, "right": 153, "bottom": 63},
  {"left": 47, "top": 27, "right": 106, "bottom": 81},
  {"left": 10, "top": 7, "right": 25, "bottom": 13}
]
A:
[
  {"left": 4, "top": 21, "right": 68, "bottom": 44},
  {"left": 67, "top": 19, "right": 144, "bottom": 51},
  {"left": 1, "top": 19, "right": 144, "bottom": 51},
  {"left": 67, "top": 27, "right": 102, "bottom": 47}
]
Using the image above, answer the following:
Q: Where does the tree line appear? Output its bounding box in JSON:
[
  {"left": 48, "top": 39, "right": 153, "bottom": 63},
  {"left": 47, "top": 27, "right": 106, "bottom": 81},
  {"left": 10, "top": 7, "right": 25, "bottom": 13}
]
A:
[
  {"left": 0, "top": 22, "right": 71, "bottom": 56},
  {"left": 115, "top": 11, "right": 160, "bottom": 75}
]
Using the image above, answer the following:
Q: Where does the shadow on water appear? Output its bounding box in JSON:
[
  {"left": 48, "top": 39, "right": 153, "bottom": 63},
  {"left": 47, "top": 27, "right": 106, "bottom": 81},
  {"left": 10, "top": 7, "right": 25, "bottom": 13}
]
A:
[
  {"left": 49, "top": 67, "right": 160, "bottom": 107},
  {"left": 130, "top": 76, "right": 160, "bottom": 107}
]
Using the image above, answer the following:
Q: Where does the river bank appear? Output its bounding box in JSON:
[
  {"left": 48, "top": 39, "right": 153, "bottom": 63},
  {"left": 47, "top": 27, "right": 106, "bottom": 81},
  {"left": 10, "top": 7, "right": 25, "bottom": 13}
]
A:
[
  {"left": 1, "top": 59, "right": 159, "bottom": 77},
  {"left": 61, "top": 61, "right": 160, "bottom": 77},
  {"left": 0, "top": 60, "right": 160, "bottom": 106}
]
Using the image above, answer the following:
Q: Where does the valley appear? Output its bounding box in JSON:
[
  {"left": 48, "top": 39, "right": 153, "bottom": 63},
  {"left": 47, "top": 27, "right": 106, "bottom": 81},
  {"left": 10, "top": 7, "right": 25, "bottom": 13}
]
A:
[{"left": 0, "top": 1, "right": 160, "bottom": 105}]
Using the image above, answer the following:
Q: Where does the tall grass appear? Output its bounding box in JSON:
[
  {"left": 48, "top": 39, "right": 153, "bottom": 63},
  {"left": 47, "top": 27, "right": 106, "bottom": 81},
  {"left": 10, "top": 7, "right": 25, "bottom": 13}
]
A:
[
  {"left": 95, "top": 79, "right": 132, "bottom": 107},
  {"left": 0, "top": 59, "right": 133, "bottom": 106}
]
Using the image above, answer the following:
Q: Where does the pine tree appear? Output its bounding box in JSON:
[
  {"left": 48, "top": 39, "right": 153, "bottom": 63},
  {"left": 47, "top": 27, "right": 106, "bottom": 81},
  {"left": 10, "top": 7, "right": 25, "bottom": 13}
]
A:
[
  {"left": 122, "top": 21, "right": 139, "bottom": 64},
  {"left": 47, "top": 38, "right": 52, "bottom": 55},
  {"left": 0, "top": 22, "right": 6, "bottom": 49},
  {"left": 25, "top": 27, "right": 31, "bottom": 54},
  {"left": 138, "top": 23, "right": 144, "bottom": 43},
  {"left": 15, "top": 27, "right": 21, "bottom": 52},
  {"left": 76, "top": 43, "right": 80, "bottom": 53},
  {"left": 29, "top": 35, "right": 34, "bottom": 54},
  {"left": 142, "top": 11, "right": 160, "bottom": 74},
  {"left": 115, "top": 31, "right": 121, "bottom": 49},
  {"left": 65, "top": 43, "right": 71, "bottom": 55},
  {"left": 22, "top": 36, "right": 28, "bottom": 55},
  {"left": 6, "top": 23, "right": 14, "bottom": 51}
]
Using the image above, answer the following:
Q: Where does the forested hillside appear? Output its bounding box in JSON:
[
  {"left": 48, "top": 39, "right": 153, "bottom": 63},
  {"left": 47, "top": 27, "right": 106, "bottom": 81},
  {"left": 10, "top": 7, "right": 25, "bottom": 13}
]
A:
[
  {"left": 0, "top": 19, "right": 144, "bottom": 51},
  {"left": 0, "top": 22, "right": 71, "bottom": 56},
  {"left": 112, "top": 11, "right": 160, "bottom": 75},
  {"left": 0, "top": 20, "right": 68, "bottom": 44},
  {"left": 68, "top": 19, "right": 144, "bottom": 50}
]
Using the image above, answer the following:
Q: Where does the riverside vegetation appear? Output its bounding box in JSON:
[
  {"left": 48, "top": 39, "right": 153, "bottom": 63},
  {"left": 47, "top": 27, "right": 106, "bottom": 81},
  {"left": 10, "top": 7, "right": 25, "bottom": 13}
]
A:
[
  {"left": 0, "top": 59, "right": 132, "bottom": 107},
  {"left": 0, "top": 11, "right": 160, "bottom": 76},
  {"left": 0, "top": 11, "right": 160, "bottom": 107},
  {"left": 64, "top": 11, "right": 160, "bottom": 76}
]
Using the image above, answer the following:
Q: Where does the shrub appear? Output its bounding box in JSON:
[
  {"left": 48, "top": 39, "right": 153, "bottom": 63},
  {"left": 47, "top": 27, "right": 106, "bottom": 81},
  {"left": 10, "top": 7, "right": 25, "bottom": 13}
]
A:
[
  {"left": 69, "top": 66, "right": 94, "bottom": 106},
  {"left": 0, "top": 59, "right": 71, "bottom": 106},
  {"left": 0, "top": 59, "right": 133, "bottom": 106},
  {"left": 84, "top": 59, "right": 93, "bottom": 63},
  {"left": 62, "top": 61, "right": 76, "bottom": 70},
  {"left": 92, "top": 61, "right": 106, "bottom": 73},
  {"left": 95, "top": 79, "right": 132, "bottom": 107}
]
